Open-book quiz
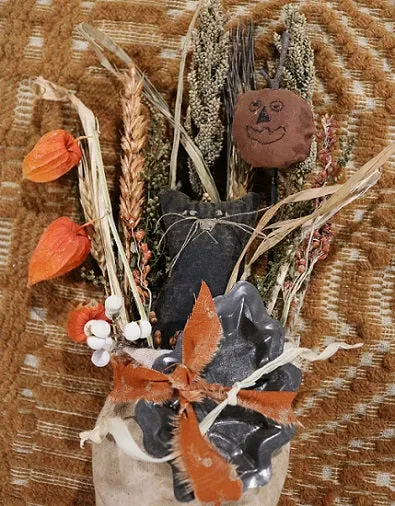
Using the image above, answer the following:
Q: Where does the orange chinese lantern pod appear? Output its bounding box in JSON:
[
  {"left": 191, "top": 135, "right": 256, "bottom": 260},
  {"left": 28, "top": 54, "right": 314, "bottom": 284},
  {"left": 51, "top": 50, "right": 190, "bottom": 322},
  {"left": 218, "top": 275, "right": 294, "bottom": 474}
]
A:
[
  {"left": 67, "top": 303, "right": 108, "bottom": 343},
  {"left": 23, "top": 129, "right": 82, "bottom": 183},
  {"left": 28, "top": 216, "right": 91, "bottom": 286}
]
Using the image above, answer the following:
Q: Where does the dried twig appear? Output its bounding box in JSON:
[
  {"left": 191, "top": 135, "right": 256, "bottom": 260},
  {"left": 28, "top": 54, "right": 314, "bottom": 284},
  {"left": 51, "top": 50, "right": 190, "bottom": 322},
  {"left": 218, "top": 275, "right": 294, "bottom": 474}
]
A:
[
  {"left": 278, "top": 115, "right": 339, "bottom": 325},
  {"left": 260, "top": 31, "right": 290, "bottom": 90},
  {"left": 142, "top": 107, "right": 170, "bottom": 301},
  {"left": 254, "top": 6, "right": 317, "bottom": 309},
  {"left": 276, "top": 5, "right": 315, "bottom": 103},
  {"left": 265, "top": 115, "right": 338, "bottom": 318}
]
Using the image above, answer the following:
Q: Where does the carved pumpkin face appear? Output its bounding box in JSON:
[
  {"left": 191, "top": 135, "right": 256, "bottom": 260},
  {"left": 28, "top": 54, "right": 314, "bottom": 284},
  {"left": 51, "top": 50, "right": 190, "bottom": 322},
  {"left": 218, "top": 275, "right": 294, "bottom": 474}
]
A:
[{"left": 232, "top": 89, "right": 315, "bottom": 169}]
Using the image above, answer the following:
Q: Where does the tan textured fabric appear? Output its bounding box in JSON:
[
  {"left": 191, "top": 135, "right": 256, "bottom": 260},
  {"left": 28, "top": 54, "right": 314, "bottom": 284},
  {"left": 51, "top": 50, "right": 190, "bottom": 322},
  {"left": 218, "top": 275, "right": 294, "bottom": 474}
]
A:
[
  {"left": 92, "top": 403, "right": 290, "bottom": 506},
  {"left": 0, "top": 1, "right": 394, "bottom": 505}
]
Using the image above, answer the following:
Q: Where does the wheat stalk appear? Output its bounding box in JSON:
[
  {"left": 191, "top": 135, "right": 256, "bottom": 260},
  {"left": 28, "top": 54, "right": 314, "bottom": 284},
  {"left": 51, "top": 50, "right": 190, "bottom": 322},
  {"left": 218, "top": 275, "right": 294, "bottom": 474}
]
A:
[
  {"left": 78, "top": 144, "right": 107, "bottom": 279},
  {"left": 118, "top": 64, "right": 148, "bottom": 262},
  {"left": 35, "top": 76, "right": 150, "bottom": 339},
  {"left": 77, "top": 22, "right": 220, "bottom": 202}
]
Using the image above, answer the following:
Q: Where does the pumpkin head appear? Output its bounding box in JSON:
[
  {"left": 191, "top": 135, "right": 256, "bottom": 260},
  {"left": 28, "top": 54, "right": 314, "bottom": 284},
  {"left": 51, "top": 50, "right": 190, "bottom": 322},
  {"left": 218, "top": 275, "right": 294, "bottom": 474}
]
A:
[{"left": 232, "top": 88, "right": 315, "bottom": 169}]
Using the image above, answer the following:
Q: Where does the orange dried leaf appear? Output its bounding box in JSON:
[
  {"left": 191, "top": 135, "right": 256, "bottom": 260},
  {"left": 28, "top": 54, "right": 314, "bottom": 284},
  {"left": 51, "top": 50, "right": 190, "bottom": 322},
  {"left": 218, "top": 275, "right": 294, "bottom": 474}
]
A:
[
  {"left": 111, "top": 359, "right": 174, "bottom": 403},
  {"left": 237, "top": 389, "right": 297, "bottom": 425},
  {"left": 177, "top": 404, "right": 242, "bottom": 504},
  {"left": 23, "top": 129, "right": 82, "bottom": 183},
  {"left": 67, "top": 303, "right": 108, "bottom": 343},
  {"left": 183, "top": 282, "right": 222, "bottom": 379},
  {"left": 28, "top": 217, "right": 91, "bottom": 286}
]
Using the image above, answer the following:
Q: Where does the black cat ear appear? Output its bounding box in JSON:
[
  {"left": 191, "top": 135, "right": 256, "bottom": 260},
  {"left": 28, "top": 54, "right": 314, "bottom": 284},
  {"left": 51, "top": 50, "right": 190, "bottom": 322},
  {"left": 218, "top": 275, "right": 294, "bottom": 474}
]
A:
[{"left": 159, "top": 190, "right": 192, "bottom": 213}]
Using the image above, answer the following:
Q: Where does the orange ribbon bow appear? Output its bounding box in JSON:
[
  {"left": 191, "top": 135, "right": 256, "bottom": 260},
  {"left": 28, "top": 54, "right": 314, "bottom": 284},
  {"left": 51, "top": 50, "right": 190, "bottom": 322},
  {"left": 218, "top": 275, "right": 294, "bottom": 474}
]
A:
[{"left": 111, "top": 282, "right": 297, "bottom": 504}]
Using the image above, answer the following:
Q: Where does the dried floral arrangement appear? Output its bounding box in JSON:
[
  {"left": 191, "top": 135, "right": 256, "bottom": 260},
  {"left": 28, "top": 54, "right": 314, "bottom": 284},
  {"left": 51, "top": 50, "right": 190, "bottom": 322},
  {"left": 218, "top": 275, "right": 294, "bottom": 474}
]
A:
[{"left": 23, "top": 2, "right": 395, "bottom": 505}]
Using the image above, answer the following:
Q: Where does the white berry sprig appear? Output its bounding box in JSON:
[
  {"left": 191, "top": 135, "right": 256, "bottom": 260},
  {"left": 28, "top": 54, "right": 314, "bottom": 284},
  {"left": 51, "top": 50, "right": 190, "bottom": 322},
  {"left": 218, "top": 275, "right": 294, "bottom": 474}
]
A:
[{"left": 82, "top": 295, "right": 152, "bottom": 367}]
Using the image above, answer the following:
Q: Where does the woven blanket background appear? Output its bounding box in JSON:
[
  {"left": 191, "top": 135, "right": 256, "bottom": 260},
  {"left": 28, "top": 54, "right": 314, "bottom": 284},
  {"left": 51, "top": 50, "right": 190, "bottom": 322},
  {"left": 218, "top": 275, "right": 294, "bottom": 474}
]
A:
[{"left": 0, "top": 1, "right": 393, "bottom": 505}]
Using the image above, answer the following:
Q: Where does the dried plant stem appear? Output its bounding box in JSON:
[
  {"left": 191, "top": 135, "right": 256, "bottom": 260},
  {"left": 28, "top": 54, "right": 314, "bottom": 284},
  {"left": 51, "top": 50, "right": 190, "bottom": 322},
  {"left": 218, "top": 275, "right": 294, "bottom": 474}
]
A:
[
  {"left": 266, "top": 256, "right": 291, "bottom": 315},
  {"left": 225, "top": 23, "right": 256, "bottom": 200},
  {"left": 77, "top": 22, "right": 220, "bottom": 203},
  {"left": 280, "top": 226, "right": 319, "bottom": 326},
  {"left": 78, "top": 145, "right": 107, "bottom": 280},
  {"left": 260, "top": 31, "right": 290, "bottom": 89},
  {"left": 277, "top": 5, "right": 315, "bottom": 103},
  {"left": 119, "top": 64, "right": 147, "bottom": 262},
  {"left": 226, "top": 140, "right": 394, "bottom": 292},
  {"left": 34, "top": 77, "right": 151, "bottom": 345},
  {"left": 186, "top": 0, "right": 229, "bottom": 197},
  {"left": 142, "top": 108, "right": 170, "bottom": 301},
  {"left": 274, "top": 4, "right": 316, "bottom": 198},
  {"left": 169, "top": 0, "right": 204, "bottom": 189},
  {"left": 274, "top": 116, "right": 340, "bottom": 325}
]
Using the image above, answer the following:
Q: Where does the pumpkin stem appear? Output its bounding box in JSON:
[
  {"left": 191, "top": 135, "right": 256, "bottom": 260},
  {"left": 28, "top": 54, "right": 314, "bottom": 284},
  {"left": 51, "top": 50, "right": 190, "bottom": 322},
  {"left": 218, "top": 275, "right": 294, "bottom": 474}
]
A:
[
  {"left": 260, "top": 30, "right": 290, "bottom": 89},
  {"left": 75, "top": 135, "right": 91, "bottom": 142}
]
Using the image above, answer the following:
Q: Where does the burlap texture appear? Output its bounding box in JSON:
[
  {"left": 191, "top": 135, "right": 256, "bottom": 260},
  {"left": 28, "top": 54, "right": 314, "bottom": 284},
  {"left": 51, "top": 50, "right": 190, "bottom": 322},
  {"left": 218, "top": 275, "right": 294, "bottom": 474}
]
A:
[
  {"left": 92, "top": 402, "right": 290, "bottom": 506},
  {"left": 0, "top": 1, "right": 394, "bottom": 505}
]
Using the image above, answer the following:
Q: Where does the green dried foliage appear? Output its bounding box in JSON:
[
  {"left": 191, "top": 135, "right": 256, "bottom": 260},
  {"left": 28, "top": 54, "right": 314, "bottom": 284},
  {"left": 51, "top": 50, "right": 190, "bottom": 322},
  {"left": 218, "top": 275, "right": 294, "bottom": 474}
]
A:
[
  {"left": 275, "top": 4, "right": 317, "bottom": 197},
  {"left": 254, "top": 239, "right": 290, "bottom": 314},
  {"left": 274, "top": 5, "right": 317, "bottom": 198},
  {"left": 80, "top": 266, "right": 107, "bottom": 289},
  {"left": 255, "top": 5, "right": 317, "bottom": 309},
  {"left": 186, "top": 0, "right": 229, "bottom": 197},
  {"left": 274, "top": 5, "right": 315, "bottom": 103},
  {"left": 142, "top": 107, "right": 171, "bottom": 300},
  {"left": 255, "top": 204, "right": 313, "bottom": 311},
  {"left": 280, "top": 139, "right": 318, "bottom": 198}
]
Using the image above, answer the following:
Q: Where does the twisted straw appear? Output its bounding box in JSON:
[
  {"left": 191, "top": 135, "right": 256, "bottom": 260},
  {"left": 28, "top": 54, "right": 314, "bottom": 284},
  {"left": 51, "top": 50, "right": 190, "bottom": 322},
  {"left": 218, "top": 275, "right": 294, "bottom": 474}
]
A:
[{"left": 119, "top": 63, "right": 148, "bottom": 259}]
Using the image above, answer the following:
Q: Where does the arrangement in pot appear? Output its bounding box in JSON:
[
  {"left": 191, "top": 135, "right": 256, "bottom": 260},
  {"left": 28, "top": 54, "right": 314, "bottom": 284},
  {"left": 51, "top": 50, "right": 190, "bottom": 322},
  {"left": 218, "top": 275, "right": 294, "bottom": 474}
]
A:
[{"left": 23, "top": 2, "right": 394, "bottom": 505}]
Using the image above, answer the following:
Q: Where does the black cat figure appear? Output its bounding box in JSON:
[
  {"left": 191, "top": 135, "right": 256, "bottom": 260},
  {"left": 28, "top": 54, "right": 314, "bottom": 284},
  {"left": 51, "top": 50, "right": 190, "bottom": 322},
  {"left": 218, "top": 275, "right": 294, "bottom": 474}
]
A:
[{"left": 153, "top": 190, "right": 260, "bottom": 346}]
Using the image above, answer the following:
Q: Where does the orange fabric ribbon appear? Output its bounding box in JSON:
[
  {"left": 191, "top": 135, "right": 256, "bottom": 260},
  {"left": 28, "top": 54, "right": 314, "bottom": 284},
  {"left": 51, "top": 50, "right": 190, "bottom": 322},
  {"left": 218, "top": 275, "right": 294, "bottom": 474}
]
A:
[{"left": 111, "top": 282, "right": 296, "bottom": 504}]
